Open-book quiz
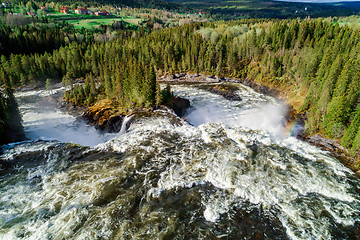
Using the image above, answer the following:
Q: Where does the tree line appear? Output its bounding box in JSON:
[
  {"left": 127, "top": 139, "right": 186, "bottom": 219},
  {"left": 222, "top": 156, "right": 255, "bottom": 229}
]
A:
[
  {"left": 0, "top": 79, "right": 24, "bottom": 145},
  {"left": 0, "top": 21, "right": 70, "bottom": 56},
  {"left": 1, "top": 18, "right": 359, "bottom": 155},
  {"left": 0, "top": 17, "right": 141, "bottom": 57}
]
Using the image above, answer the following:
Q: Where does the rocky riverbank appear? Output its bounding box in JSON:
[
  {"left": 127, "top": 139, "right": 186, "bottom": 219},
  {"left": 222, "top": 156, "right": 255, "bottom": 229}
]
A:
[
  {"left": 206, "top": 85, "right": 242, "bottom": 101},
  {"left": 304, "top": 134, "right": 360, "bottom": 177},
  {"left": 79, "top": 96, "right": 191, "bottom": 134},
  {"left": 159, "top": 73, "right": 223, "bottom": 83},
  {"left": 160, "top": 72, "right": 360, "bottom": 175},
  {"left": 159, "top": 73, "right": 279, "bottom": 97},
  {"left": 63, "top": 73, "right": 359, "bottom": 176}
]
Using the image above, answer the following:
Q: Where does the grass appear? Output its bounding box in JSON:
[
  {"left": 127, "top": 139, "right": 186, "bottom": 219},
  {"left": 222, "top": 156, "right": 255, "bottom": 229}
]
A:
[
  {"left": 335, "top": 15, "right": 360, "bottom": 29},
  {"left": 122, "top": 16, "right": 143, "bottom": 25},
  {"left": 45, "top": 11, "right": 143, "bottom": 29},
  {"left": 2, "top": 5, "right": 199, "bottom": 30},
  {"left": 66, "top": 17, "right": 142, "bottom": 29},
  {"left": 47, "top": 13, "right": 116, "bottom": 21},
  {"left": 67, "top": 18, "right": 124, "bottom": 29}
]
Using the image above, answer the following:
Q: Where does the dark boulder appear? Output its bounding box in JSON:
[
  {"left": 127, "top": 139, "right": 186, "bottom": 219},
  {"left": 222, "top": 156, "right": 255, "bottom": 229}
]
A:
[
  {"left": 175, "top": 73, "right": 186, "bottom": 78},
  {"left": 168, "top": 96, "right": 191, "bottom": 117},
  {"left": 99, "top": 115, "right": 124, "bottom": 133},
  {"left": 208, "top": 85, "right": 242, "bottom": 101},
  {"left": 80, "top": 108, "right": 125, "bottom": 133},
  {"left": 0, "top": 159, "right": 11, "bottom": 173}
]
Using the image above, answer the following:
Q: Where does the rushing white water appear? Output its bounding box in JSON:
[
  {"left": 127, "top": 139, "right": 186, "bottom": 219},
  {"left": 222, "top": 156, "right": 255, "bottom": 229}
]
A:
[
  {"left": 1, "top": 83, "right": 359, "bottom": 240},
  {"left": 172, "top": 84, "right": 288, "bottom": 138},
  {"left": 15, "top": 88, "right": 119, "bottom": 147}
]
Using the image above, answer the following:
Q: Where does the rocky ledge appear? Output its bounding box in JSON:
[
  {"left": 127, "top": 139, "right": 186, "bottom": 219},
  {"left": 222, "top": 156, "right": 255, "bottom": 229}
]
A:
[
  {"left": 206, "top": 85, "right": 242, "bottom": 101},
  {"left": 80, "top": 96, "right": 191, "bottom": 134},
  {"left": 81, "top": 105, "right": 127, "bottom": 133},
  {"left": 159, "top": 73, "right": 223, "bottom": 83},
  {"left": 238, "top": 78, "right": 280, "bottom": 97},
  {"left": 304, "top": 134, "right": 360, "bottom": 177}
]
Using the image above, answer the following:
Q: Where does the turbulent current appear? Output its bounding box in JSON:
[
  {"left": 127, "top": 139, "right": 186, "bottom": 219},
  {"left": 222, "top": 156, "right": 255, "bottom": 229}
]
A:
[{"left": 1, "top": 83, "right": 360, "bottom": 239}]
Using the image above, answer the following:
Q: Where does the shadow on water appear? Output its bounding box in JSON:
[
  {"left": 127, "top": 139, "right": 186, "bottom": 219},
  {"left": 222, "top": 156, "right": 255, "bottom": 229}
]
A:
[{"left": 1, "top": 84, "right": 360, "bottom": 239}]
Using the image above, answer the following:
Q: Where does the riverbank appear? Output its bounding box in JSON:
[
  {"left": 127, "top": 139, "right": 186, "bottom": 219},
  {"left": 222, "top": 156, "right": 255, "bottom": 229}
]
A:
[
  {"left": 5, "top": 78, "right": 360, "bottom": 240},
  {"left": 59, "top": 72, "right": 359, "bottom": 175},
  {"left": 237, "top": 77, "right": 360, "bottom": 176},
  {"left": 158, "top": 73, "right": 360, "bottom": 175},
  {"left": 74, "top": 96, "right": 190, "bottom": 134}
]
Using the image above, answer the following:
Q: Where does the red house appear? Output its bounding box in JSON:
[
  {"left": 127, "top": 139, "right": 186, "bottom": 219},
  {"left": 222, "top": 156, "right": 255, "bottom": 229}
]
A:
[
  {"left": 27, "top": 11, "right": 36, "bottom": 16},
  {"left": 60, "top": 6, "right": 69, "bottom": 14},
  {"left": 75, "top": 7, "right": 91, "bottom": 15},
  {"left": 94, "top": 10, "right": 110, "bottom": 16}
]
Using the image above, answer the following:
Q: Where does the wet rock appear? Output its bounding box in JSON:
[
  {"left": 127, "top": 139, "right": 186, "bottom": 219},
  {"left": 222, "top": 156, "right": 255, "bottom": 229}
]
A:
[
  {"left": 238, "top": 78, "right": 279, "bottom": 98},
  {"left": 0, "top": 160, "right": 11, "bottom": 173},
  {"left": 175, "top": 73, "right": 186, "bottom": 78},
  {"left": 168, "top": 96, "right": 191, "bottom": 117},
  {"left": 100, "top": 115, "right": 124, "bottom": 133},
  {"left": 307, "top": 134, "right": 340, "bottom": 152},
  {"left": 188, "top": 73, "right": 200, "bottom": 79},
  {"left": 247, "top": 143, "right": 258, "bottom": 158},
  {"left": 81, "top": 107, "right": 125, "bottom": 133},
  {"left": 207, "top": 85, "right": 242, "bottom": 101},
  {"left": 306, "top": 133, "right": 360, "bottom": 174},
  {"left": 159, "top": 73, "right": 220, "bottom": 83},
  {"left": 170, "top": 73, "right": 187, "bottom": 80},
  {"left": 258, "top": 86, "right": 268, "bottom": 94},
  {"left": 216, "top": 76, "right": 225, "bottom": 82},
  {"left": 206, "top": 77, "right": 220, "bottom": 82}
]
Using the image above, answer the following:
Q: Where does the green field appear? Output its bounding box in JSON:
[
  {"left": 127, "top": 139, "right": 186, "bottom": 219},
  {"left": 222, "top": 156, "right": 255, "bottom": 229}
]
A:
[
  {"left": 66, "top": 17, "right": 142, "bottom": 29},
  {"left": 45, "top": 12, "right": 143, "bottom": 29},
  {"left": 123, "top": 17, "right": 143, "bottom": 25},
  {"left": 67, "top": 18, "right": 116, "bottom": 29},
  {"left": 334, "top": 15, "right": 360, "bottom": 29}
]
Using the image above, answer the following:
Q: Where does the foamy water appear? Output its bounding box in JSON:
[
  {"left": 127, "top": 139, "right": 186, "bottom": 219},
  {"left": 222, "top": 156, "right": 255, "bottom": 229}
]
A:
[
  {"left": 16, "top": 88, "right": 118, "bottom": 147},
  {"left": 0, "top": 83, "right": 359, "bottom": 239}
]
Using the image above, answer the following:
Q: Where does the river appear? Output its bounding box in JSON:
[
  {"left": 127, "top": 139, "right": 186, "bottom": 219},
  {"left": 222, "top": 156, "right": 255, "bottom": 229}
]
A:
[{"left": 1, "top": 83, "right": 359, "bottom": 239}]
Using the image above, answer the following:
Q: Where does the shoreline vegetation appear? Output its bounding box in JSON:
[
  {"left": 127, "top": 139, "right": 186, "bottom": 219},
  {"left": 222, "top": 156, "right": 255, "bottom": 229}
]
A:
[
  {"left": 1, "top": 4, "right": 360, "bottom": 175},
  {"left": 60, "top": 71, "right": 360, "bottom": 177},
  {"left": 0, "top": 87, "right": 25, "bottom": 146},
  {"left": 160, "top": 73, "right": 360, "bottom": 176}
]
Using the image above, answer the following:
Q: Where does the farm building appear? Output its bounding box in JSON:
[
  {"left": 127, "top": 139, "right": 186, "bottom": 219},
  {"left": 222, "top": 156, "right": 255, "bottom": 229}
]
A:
[
  {"left": 75, "top": 7, "right": 92, "bottom": 15},
  {"left": 94, "top": 10, "right": 110, "bottom": 16},
  {"left": 60, "top": 6, "right": 69, "bottom": 14}
]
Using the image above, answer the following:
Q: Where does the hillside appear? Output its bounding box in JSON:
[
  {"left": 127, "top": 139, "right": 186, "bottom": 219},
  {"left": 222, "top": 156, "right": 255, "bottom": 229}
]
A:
[
  {"left": 2, "top": 17, "right": 360, "bottom": 166},
  {"left": 330, "top": 1, "right": 360, "bottom": 10},
  {"left": 93, "top": 0, "right": 182, "bottom": 10},
  {"left": 164, "top": 0, "right": 355, "bottom": 19},
  {"left": 21, "top": 0, "right": 183, "bottom": 10}
]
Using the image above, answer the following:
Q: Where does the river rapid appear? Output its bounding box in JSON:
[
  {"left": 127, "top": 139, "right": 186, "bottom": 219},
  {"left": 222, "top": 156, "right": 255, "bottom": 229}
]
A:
[{"left": 1, "top": 83, "right": 359, "bottom": 239}]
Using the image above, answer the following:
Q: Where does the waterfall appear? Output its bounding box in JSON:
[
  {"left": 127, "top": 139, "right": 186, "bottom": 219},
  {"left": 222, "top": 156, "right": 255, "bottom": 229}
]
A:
[
  {"left": 1, "top": 83, "right": 359, "bottom": 240},
  {"left": 119, "top": 114, "right": 134, "bottom": 135}
]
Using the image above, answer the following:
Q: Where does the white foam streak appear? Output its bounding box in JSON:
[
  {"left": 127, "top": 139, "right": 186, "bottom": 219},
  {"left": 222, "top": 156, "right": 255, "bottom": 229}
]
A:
[
  {"left": 3, "top": 83, "right": 359, "bottom": 240},
  {"left": 119, "top": 114, "right": 133, "bottom": 135},
  {"left": 173, "top": 84, "right": 287, "bottom": 138},
  {"left": 16, "top": 87, "right": 118, "bottom": 147}
]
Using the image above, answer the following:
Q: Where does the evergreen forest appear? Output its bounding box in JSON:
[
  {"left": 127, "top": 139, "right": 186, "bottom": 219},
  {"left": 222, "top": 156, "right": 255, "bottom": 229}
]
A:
[
  {"left": 1, "top": 5, "right": 360, "bottom": 157},
  {"left": 0, "top": 83, "right": 24, "bottom": 145}
]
